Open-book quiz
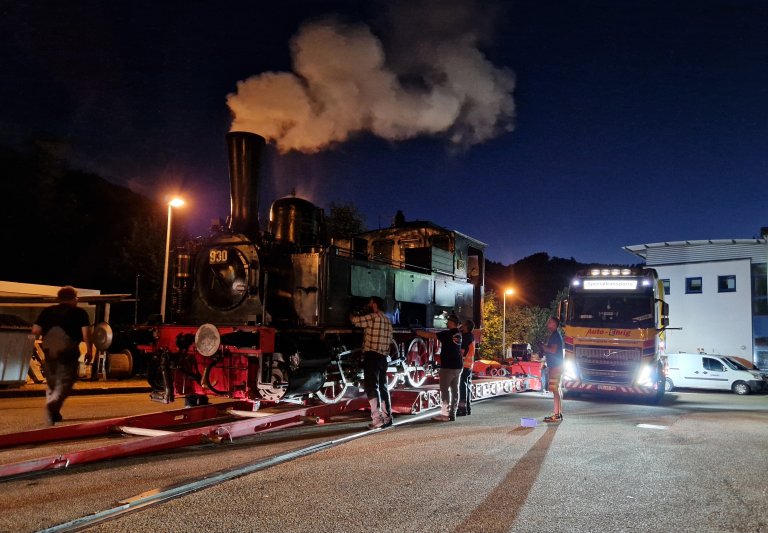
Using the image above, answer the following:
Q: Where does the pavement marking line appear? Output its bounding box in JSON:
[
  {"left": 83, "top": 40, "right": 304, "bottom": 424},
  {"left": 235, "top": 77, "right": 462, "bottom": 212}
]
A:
[{"left": 636, "top": 424, "right": 668, "bottom": 430}]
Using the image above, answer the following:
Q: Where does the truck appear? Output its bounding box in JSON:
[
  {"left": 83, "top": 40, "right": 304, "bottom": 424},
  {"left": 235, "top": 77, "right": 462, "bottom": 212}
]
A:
[{"left": 558, "top": 267, "right": 669, "bottom": 403}]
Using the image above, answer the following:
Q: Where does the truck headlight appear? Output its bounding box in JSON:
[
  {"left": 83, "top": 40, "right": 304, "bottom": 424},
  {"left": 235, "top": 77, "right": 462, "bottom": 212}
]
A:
[
  {"left": 562, "top": 359, "right": 578, "bottom": 380},
  {"left": 636, "top": 364, "right": 655, "bottom": 387}
]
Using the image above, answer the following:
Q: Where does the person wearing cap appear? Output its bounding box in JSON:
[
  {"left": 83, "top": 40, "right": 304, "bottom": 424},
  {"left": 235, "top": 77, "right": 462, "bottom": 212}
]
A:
[
  {"left": 31, "top": 286, "right": 93, "bottom": 425},
  {"left": 415, "top": 314, "right": 463, "bottom": 421},
  {"left": 350, "top": 296, "right": 395, "bottom": 429},
  {"left": 537, "top": 316, "right": 564, "bottom": 422}
]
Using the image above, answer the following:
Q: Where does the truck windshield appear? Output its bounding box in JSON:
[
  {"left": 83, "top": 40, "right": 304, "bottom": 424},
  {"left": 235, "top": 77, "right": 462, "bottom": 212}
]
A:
[{"left": 569, "top": 294, "right": 655, "bottom": 328}]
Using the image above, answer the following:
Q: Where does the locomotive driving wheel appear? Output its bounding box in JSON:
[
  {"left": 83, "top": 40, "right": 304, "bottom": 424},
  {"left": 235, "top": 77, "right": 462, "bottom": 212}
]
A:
[
  {"left": 385, "top": 339, "right": 401, "bottom": 390},
  {"left": 405, "top": 337, "right": 430, "bottom": 387},
  {"left": 314, "top": 379, "right": 349, "bottom": 404},
  {"left": 314, "top": 355, "right": 351, "bottom": 404}
]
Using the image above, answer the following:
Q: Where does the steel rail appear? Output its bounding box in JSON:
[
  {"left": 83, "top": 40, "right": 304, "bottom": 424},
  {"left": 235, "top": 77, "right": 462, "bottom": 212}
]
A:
[{"left": 37, "top": 410, "right": 438, "bottom": 533}]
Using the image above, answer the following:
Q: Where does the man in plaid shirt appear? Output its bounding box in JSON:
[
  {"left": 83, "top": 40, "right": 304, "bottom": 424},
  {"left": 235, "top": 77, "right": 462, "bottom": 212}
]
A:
[{"left": 350, "top": 296, "right": 394, "bottom": 429}]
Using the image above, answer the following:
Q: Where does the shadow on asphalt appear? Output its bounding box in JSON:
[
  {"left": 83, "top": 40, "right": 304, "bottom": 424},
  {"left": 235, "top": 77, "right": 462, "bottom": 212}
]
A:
[{"left": 452, "top": 423, "right": 559, "bottom": 532}]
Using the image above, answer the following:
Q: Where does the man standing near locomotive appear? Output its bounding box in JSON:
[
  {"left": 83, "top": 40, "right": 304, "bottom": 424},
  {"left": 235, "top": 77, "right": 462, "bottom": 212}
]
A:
[
  {"left": 31, "top": 286, "right": 93, "bottom": 425},
  {"left": 416, "top": 314, "right": 463, "bottom": 421},
  {"left": 537, "top": 316, "right": 564, "bottom": 422},
  {"left": 456, "top": 319, "right": 476, "bottom": 416},
  {"left": 350, "top": 296, "right": 394, "bottom": 429}
]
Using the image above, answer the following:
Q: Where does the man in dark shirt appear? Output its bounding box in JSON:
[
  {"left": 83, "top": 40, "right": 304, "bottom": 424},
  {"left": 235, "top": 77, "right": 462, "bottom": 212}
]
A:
[
  {"left": 32, "top": 286, "right": 92, "bottom": 425},
  {"left": 537, "top": 316, "right": 564, "bottom": 422},
  {"left": 457, "top": 319, "right": 476, "bottom": 416},
  {"left": 416, "top": 314, "right": 463, "bottom": 421}
]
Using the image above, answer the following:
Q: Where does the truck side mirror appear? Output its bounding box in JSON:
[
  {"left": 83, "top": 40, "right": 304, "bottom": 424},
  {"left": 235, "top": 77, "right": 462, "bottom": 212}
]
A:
[{"left": 656, "top": 299, "right": 669, "bottom": 327}]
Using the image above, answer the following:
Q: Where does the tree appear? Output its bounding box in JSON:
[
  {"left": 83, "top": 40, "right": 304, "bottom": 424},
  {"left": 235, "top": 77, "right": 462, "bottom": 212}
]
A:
[
  {"left": 325, "top": 201, "right": 367, "bottom": 240},
  {"left": 480, "top": 290, "right": 550, "bottom": 360}
]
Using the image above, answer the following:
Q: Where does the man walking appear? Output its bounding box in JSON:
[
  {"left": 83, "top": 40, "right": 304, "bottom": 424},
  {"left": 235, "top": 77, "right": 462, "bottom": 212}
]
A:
[{"left": 32, "top": 286, "right": 92, "bottom": 425}]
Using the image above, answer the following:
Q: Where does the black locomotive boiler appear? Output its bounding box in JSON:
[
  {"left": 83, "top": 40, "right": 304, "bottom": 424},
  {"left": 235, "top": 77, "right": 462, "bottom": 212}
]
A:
[{"left": 140, "top": 132, "right": 486, "bottom": 405}]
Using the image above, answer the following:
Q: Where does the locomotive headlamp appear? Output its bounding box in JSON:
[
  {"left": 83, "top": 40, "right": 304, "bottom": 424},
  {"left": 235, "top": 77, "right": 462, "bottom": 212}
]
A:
[{"left": 195, "top": 323, "right": 221, "bottom": 357}]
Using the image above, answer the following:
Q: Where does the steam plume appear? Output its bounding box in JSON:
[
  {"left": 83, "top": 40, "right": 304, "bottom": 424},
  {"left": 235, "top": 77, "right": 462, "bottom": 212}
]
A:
[{"left": 227, "top": 1, "right": 515, "bottom": 153}]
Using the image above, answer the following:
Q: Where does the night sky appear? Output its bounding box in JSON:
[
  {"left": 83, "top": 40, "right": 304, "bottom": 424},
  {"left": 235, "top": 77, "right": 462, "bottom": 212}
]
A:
[{"left": 2, "top": 0, "right": 766, "bottom": 266}]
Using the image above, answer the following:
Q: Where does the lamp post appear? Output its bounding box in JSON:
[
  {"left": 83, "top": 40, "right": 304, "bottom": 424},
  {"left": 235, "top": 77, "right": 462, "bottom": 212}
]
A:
[
  {"left": 502, "top": 288, "right": 514, "bottom": 359},
  {"left": 160, "top": 197, "right": 184, "bottom": 323}
]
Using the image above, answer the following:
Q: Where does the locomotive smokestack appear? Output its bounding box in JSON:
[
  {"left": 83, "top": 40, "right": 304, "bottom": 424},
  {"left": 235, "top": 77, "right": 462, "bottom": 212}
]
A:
[{"left": 227, "top": 131, "right": 266, "bottom": 238}]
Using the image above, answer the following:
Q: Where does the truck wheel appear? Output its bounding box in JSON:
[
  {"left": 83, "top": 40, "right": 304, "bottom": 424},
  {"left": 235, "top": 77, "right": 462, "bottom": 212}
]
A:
[
  {"left": 664, "top": 378, "right": 675, "bottom": 392},
  {"left": 731, "top": 381, "right": 751, "bottom": 395}
]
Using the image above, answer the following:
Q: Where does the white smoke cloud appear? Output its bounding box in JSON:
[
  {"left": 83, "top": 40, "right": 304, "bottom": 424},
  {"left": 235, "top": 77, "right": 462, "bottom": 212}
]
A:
[{"left": 227, "top": 2, "right": 515, "bottom": 153}]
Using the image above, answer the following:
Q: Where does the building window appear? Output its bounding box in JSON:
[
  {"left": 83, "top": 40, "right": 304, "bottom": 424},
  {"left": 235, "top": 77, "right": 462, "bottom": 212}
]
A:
[
  {"left": 718, "top": 275, "right": 736, "bottom": 293},
  {"left": 661, "top": 279, "right": 670, "bottom": 295},
  {"left": 685, "top": 277, "right": 702, "bottom": 294}
]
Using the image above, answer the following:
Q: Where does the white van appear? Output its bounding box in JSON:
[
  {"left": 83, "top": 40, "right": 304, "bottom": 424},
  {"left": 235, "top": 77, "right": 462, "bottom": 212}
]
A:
[{"left": 663, "top": 353, "right": 767, "bottom": 395}]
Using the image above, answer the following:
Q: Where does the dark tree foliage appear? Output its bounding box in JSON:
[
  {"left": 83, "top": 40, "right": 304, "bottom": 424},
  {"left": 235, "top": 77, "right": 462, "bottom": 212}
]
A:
[
  {"left": 0, "top": 141, "right": 165, "bottom": 324},
  {"left": 486, "top": 253, "right": 637, "bottom": 309},
  {"left": 325, "top": 201, "right": 367, "bottom": 240}
]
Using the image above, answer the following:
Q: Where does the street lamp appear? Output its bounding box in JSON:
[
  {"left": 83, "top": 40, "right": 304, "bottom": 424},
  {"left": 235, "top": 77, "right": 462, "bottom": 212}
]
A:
[
  {"left": 502, "top": 288, "right": 514, "bottom": 359},
  {"left": 160, "top": 197, "right": 184, "bottom": 323}
]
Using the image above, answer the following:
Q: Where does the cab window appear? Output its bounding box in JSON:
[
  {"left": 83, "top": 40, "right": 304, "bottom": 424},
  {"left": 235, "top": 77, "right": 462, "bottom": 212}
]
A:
[{"left": 703, "top": 357, "right": 725, "bottom": 372}]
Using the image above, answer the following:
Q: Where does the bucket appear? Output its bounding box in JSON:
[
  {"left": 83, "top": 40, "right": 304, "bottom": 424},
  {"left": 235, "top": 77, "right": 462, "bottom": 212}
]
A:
[
  {"left": 521, "top": 417, "right": 538, "bottom": 427},
  {"left": 106, "top": 349, "right": 134, "bottom": 379}
]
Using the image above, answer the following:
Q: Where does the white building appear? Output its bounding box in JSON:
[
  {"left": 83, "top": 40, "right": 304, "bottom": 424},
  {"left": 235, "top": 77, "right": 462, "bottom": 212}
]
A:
[{"left": 623, "top": 237, "right": 768, "bottom": 369}]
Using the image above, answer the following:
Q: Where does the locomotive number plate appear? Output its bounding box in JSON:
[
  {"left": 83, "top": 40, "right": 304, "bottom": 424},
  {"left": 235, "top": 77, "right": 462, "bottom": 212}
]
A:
[
  {"left": 209, "top": 249, "right": 229, "bottom": 264},
  {"left": 597, "top": 384, "right": 617, "bottom": 391}
]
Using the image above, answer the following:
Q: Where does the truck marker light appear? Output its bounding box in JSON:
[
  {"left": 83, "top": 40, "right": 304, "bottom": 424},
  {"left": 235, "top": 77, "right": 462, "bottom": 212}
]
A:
[{"left": 584, "top": 279, "right": 638, "bottom": 290}]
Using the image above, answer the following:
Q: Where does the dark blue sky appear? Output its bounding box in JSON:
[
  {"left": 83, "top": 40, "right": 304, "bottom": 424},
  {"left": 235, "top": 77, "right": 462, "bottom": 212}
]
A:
[{"left": 1, "top": 0, "right": 766, "bottom": 265}]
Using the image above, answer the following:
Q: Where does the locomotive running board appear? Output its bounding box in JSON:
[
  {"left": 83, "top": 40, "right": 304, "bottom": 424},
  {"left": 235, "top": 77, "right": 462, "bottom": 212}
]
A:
[
  {"left": 389, "top": 377, "right": 537, "bottom": 415},
  {"left": 0, "top": 397, "right": 369, "bottom": 480}
]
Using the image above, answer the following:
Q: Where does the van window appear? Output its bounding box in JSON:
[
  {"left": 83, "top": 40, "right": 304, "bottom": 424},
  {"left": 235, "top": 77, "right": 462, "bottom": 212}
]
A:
[
  {"left": 703, "top": 357, "right": 725, "bottom": 372},
  {"left": 724, "top": 357, "right": 751, "bottom": 371}
]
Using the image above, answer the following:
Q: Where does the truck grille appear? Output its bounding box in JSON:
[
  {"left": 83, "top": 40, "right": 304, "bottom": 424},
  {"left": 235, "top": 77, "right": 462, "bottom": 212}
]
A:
[{"left": 575, "top": 347, "right": 641, "bottom": 385}]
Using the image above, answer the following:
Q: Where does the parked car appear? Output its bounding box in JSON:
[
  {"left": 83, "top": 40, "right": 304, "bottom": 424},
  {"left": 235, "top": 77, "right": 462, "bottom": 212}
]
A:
[{"left": 663, "top": 353, "right": 767, "bottom": 395}]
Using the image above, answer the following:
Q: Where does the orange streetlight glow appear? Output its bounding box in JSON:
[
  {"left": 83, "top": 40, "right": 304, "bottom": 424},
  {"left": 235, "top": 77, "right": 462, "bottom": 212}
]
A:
[
  {"left": 160, "top": 197, "right": 185, "bottom": 323},
  {"left": 503, "top": 288, "right": 515, "bottom": 359}
]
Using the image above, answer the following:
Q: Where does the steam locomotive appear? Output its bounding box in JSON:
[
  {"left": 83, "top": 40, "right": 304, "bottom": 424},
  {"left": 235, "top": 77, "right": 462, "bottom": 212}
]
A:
[{"left": 137, "top": 132, "right": 486, "bottom": 405}]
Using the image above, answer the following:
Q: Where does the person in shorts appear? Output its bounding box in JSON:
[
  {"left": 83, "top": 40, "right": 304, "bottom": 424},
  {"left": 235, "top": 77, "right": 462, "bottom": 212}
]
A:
[{"left": 537, "top": 316, "right": 564, "bottom": 422}]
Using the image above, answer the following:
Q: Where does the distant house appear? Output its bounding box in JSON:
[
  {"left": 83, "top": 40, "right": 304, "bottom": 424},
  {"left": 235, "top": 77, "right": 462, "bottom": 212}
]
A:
[{"left": 623, "top": 234, "right": 768, "bottom": 369}]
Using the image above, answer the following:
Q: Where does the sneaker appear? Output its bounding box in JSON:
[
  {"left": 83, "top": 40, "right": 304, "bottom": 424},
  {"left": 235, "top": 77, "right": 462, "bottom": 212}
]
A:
[
  {"left": 431, "top": 414, "right": 451, "bottom": 422},
  {"left": 543, "top": 413, "right": 563, "bottom": 423},
  {"left": 382, "top": 415, "right": 394, "bottom": 428},
  {"left": 456, "top": 409, "right": 467, "bottom": 416},
  {"left": 367, "top": 420, "right": 385, "bottom": 429}
]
